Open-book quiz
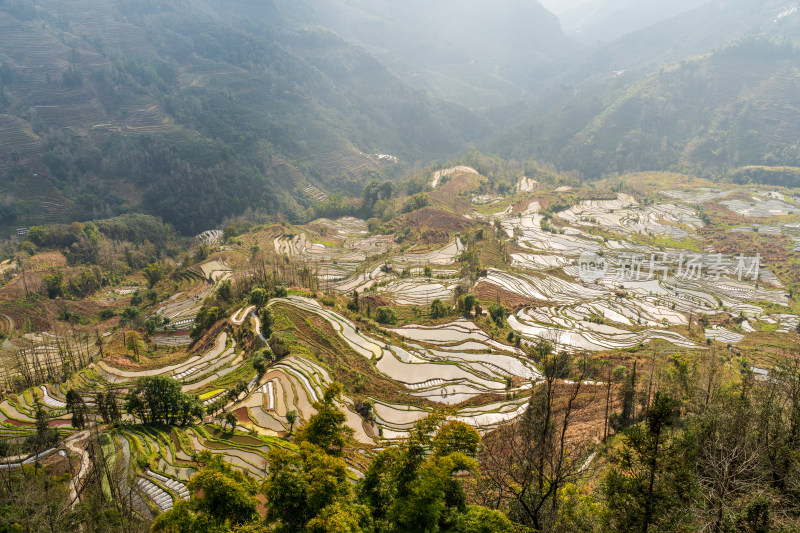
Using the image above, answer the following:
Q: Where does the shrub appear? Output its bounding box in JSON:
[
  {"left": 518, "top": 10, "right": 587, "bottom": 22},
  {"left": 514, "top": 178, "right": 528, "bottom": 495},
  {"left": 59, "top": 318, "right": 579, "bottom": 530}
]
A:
[
  {"left": 430, "top": 299, "right": 449, "bottom": 319},
  {"left": 375, "top": 306, "right": 397, "bottom": 325},
  {"left": 489, "top": 303, "right": 506, "bottom": 326}
]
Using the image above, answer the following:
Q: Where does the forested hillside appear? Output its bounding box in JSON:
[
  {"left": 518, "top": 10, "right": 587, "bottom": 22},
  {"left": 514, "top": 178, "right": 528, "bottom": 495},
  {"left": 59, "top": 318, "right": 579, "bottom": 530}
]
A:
[
  {"left": 0, "top": 0, "right": 488, "bottom": 233},
  {"left": 491, "top": 37, "right": 800, "bottom": 184}
]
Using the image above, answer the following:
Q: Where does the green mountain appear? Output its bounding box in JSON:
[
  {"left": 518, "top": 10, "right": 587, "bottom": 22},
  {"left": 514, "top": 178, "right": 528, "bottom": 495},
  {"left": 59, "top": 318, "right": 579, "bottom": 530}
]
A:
[
  {"left": 490, "top": 35, "right": 800, "bottom": 183},
  {"left": 0, "top": 0, "right": 490, "bottom": 233}
]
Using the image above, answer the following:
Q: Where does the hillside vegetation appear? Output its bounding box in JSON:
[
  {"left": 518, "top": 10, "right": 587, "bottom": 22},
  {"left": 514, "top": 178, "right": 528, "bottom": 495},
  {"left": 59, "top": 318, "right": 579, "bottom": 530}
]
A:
[
  {"left": 0, "top": 0, "right": 487, "bottom": 233},
  {"left": 492, "top": 37, "right": 800, "bottom": 184}
]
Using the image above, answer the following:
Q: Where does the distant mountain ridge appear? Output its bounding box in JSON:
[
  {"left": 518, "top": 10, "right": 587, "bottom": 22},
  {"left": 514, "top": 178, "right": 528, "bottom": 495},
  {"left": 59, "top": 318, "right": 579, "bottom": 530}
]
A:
[
  {"left": 282, "top": 0, "right": 577, "bottom": 108},
  {"left": 489, "top": 37, "right": 800, "bottom": 183}
]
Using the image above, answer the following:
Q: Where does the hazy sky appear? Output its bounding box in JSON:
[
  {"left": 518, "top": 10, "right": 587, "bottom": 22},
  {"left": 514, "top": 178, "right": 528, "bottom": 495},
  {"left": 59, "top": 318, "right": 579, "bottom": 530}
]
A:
[{"left": 538, "top": 0, "right": 597, "bottom": 16}]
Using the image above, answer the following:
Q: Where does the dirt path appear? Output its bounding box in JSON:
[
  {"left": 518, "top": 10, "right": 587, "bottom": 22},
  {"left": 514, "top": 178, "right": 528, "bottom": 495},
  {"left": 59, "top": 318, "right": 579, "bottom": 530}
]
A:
[{"left": 65, "top": 429, "right": 93, "bottom": 506}]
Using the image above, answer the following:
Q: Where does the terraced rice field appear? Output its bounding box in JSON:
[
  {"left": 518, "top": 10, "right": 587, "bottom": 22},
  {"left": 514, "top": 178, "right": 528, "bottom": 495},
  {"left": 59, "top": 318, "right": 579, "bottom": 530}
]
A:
[{"left": 378, "top": 280, "right": 457, "bottom": 306}]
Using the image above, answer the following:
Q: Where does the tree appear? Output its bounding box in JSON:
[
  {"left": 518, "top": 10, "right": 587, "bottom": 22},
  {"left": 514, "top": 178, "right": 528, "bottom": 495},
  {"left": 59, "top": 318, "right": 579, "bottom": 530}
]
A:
[
  {"left": 125, "top": 330, "right": 144, "bottom": 361},
  {"left": 142, "top": 262, "right": 165, "bottom": 288},
  {"left": 260, "top": 307, "right": 274, "bottom": 337},
  {"left": 603, "top": 392, "right": 693, "bottom": 533},
  {"left": 178, "top": 394, "right": 204, "bottom": 428},
  {"left": 216, "top": 279, "right": 233, "bottom": 303},
  {"left": 347, "top": 290, "right": 360, "bottom": 313},
  {"left": 360, "top": 414, "right": 510, "bottom": 533},
  {"left": 430, "top": 299, "right": 449, "bottom": 319},
  {"left": 294, "top": 383, "right": 354, "bottom": 456},
  {"left": 488, "top": 303, "right": 506, "bottom": 326},
  {"left": 125, "top": 375, "right": 201, "bottom": 426},
  {"left": 375, "top": 306, "right": 397, "bottom": 325},
  {"left": 152, "top": 452, "right": 259, "bottom": 532},
  {"left": 461, "top": 294, "right": 478, "bottom": 316},
  {"left": 95, "top": 391, "right": 121, "bottom": 424},
  {"left": 26, "top": 401, "right": 59, "bottom": 452},
  {"left": 121, "top": 306, "right": 141, "bottom": 326},
  {"left": 228, "top": 379, "right": 249, "bottom": 402},
  {"left": 42, "top": 271, "right": 64, "bottom": 299},
  {"left": 432, "top": 421, "right": 480, "bottom": 458},
  {"left": 611, "top": 361, "right": 638, "bottom": 432},
  {"left": 263, "top": 442, "right": 371, "bottom": 532},
  {"left": 225, "top": 411, "right": 238, "bottom": 431},
  {"left": 191, "top": 305, "right": 225, "bottom": 338},
  {"left": 65, "top": 389, "right": 88, "bottom": 429},
  {"left": 479, "top": 353, "right": 594, "bottom": 532},
  {"left": 691, "top": 388, "right": 764, "bottom": 532},
  {"left": 286, "top": 410, "right": 298, "bottom": 435},
  {"left": 249, "top": 287, "right": 268, "bottom": 307},
  {"left": 268, "top": 333, "right": 290, "bottom": 360},
  {"left": 252, "top": 348, "right": 273, "bottom": 377}
]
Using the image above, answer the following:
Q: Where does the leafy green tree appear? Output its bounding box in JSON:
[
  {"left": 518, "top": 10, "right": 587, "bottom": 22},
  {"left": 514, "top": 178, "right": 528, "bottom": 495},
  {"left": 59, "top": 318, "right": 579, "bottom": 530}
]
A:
[
  {"left": 374, "top": 306, "right": 397, "bottom": 325},
  {"left": 26, "top": 401, "right": 59, "bottom": 452},
  {"left": 274, "top": 285, "right": 288, "bottom": 298},
  {"left": 121, "top": 306, "right": 141, "bottom": 325},
  {"left": 360, "top": 414, "right": 508, "bottom": 532},
  {"left": 430, "top": 299, "right": 449, "bottom": 319},
  {"left": 65, "top": 389, "right": 88, "bottom": 429},
  {"left": 295, "top": 383, "right": 354, "bottom": 456},
  {"left": 268, "top": 333, "right": 291, "bottom": 360},
  {"left": 95, "top": 390, "right": 121, "bottom": 424},
  {"left": 191, "top": 305, "right": 225, "bottom": 338},
  {"left": 286, "top": 409, "right": 298, "bottom": 435},
  {"left": 216, "top": 279, "right": 233, "bottom": 303},
  {"left": 488, "top": 303, "right": 506, "bottom": 326},
  {"left": 260, "top": 307, "right": 274, "bottom": 337},
  {"left": 225, "top": 411, "right": 238, "bottom": 431},
  {"left": 252, "top": 348, "right": 273, "bottom": 377},
  {"left": 178, "top": 394, "right": 204, "bottom": 427},
  {"left": 461, "top": 294, "right": 478, "bottom": 316},
  {"left": 143, "top": 262, "right": 165, "bottom": 288},
  {"left": 603, "top": 392, "right": 693, "bottom": 533},
  {"left": 432, "top": 421, "right": 480, "bottom": 458},
  {"left": 447, "top": 505, "right": 516, "bottom": 533},
  {"left": 227, "top": 379, "right": 249, "bottom": 401},
  {"left": 611, "top": 361, "right": 638, "bottom": 431},
  {"left": 263, "top": 442, "right": 371, "bottom": 532},
  {"left": 249, "top": 287, "right": 268, "bottom": 307},
  {"left": 152, "top": 452, "right": 259, "bottom": 532},
  {"left": 347, "top": 290, "right": 360, "bottom": 312},
  {"left": 130, "top": 290, "right": 143, "bottom": 306},
  {"left": 42, "top": 271, "right": 64, "bottom": 299},
  {"left": 125, "top": 375, "right": 201, "bottom": 426}
]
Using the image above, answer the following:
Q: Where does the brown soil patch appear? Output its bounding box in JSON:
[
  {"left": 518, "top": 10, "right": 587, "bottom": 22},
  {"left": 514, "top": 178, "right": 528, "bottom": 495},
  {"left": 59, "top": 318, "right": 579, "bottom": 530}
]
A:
[
  {"left": 395, "top": 207, "right": 476, "bottom": 245},
  {"left": 0, "top": 271, "right": 44, "bottom": 301},
  {"left": 28, "top": 252, "right": 67, "bottom": 269},
  {"left": 49, "top": 419, "right": 71, "bottom": 427},
  {"left": 233, "top": 406, "right": 250, "bottom": 424},
  {"left": 41, "top": 453, "right": 71, "bottom": 476},
  {"left": 453, "top": 392, "right": 509, "bottom": 409},
  {"left": 359, "top": 294, "right": 393, "bottom": 309},
  {"left": 4, "top": 418, "right": 29, "bottom": 426},
  {"left": 476, "top": 282, "right": 549, "bottom": 309}
]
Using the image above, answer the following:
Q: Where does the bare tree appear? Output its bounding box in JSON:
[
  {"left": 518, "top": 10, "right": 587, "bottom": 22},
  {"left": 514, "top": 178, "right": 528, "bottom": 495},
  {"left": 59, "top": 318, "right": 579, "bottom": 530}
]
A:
[{"left": 480, "top": 348, "right": 598, "bottom": 532}]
